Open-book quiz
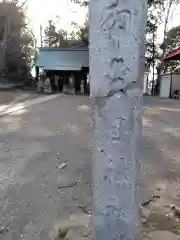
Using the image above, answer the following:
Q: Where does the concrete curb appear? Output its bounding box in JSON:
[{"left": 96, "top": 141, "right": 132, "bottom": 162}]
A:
[{"left": 0, "top": 94, "right": 62, "bottom": 117}]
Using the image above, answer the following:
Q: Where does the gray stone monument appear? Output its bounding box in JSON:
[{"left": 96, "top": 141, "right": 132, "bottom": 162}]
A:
[
  {"left": 89, "top": 0, "right": 147, "bottom": 239},
  {"left": 44, "top": 77, "right": 52, "bottom": 94}
]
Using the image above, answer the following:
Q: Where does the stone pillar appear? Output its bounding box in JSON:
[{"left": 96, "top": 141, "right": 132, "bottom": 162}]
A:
[
  {"left": 37, "top": 75, "right": 44, "bottom": 94},
  {"left": 89, "top": 0, "right": 147, "bottom": 239},
  {"left": 44, "top": 77, "right": 52, "bottom": 94},
  {"left": 83, "top": 74, "right": 88, "bottom": 94},
  {"left": 35, "top": 66, "right": 39, "bottom": 80},
  {"left": 63, "top": 74, "right": 68, "bottom": 94},
  {"left": 69, "top": 76, "right": 75, "bottom": 95},
  {"left": 81, "top": 79, "right": 84, "bottom": 94}
]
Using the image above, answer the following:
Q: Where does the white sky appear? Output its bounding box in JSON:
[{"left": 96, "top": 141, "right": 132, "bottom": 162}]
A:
[
  {"left": 26, "top": 0, "right": 87, "bottom": 46},
  {"left": 25, "top": 0, "right": 180, "bottom": 45},
  {"left": 157, "top": 3, "right": 180, "bottom": 43}
]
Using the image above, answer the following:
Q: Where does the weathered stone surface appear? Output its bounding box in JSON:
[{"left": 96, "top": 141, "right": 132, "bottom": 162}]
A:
[
  {"left": 44, "top": 77, "right": 52, "bottom": 94},
  {"left": 90, "top": 0, "right": 147, "bottom": 238}
]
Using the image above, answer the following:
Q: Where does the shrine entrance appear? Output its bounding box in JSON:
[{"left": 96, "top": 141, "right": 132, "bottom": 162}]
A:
[
  {"left": 42, "top": 69, "right": 89, "bottom": 95},
  {"left": 36, "top": 47, "right": 89, "bottom": 95}
]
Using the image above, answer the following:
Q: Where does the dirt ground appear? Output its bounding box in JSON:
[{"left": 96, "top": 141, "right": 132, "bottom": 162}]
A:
[
  {"left": 0, "top": 90, "right": 43, "bottom": 116},
  {"left": 0, "top": 95, "right": 180, "bottom": 239},
  {"left": 140, "top": 97, "right": 180, "bottom": 239},
  {"left": 0, "top": 95, "right": 92, "bottom": 240},
  {"left": 0, "top": 90, "right": 39, "bottom": 107}
]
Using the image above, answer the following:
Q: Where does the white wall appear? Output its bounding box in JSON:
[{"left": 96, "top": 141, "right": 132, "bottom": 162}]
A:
[
  {"left": 160, "top": 74, "right": 171, "bottom": 98},
  {"left": 143, "top": 72, "right": 149, "bottom": 94},
  {"left": 171, "top": 73, "right": 180, "bottom": 94}
]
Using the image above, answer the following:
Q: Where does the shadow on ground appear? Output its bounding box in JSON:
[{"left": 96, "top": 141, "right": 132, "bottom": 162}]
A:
[{"left": 0, "top": 95, "right": 92, "bottom": 240}]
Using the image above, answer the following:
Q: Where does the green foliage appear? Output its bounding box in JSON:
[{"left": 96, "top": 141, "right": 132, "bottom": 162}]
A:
[
  {"left": 43, "top": 18, "right": 88, "bottom": 48},
  {"left": 155, "top": 1, "right": 180, "bottom": 82},
  {"left": 71, "top": 18, "right": 88, "bottom": 46},
  {"left": 146, "top": 0, "right": 164, "bottom": 65},
  {"left": 0, "top": 0, "right": 35, "bottom": 82},
  {"left": 161, "top": 26, "right": 180, "bottom": 72},
  {"left": 162, "top": 26, "right": 180, "bottom": 52},
  {"left": 44, "top": 20, "right": 68, "bottom": 47}
]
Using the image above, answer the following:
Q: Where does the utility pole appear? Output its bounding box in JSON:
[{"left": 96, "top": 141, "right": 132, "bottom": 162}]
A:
[
  {"left": 89, "top": 0, "right": 147, "bottom": 239},
  {"left": 40, "top": 25, "right": 43, "bottom": 47},
  {"left": 151, "top": 31, "right": 155, "bottom": 95}
]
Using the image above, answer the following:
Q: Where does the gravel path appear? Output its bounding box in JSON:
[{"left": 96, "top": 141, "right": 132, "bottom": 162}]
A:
[
  {"left": 0, "top": 95, "right": 92, "bottom": 240},
  {"left": 141, "top": 98, "right": 180, "bottom": 239}
]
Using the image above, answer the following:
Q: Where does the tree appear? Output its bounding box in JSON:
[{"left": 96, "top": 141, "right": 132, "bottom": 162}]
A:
[
  {"left": 160, "top": 26, "right": 180, "bottom": 72},
  {"left": 0, "top": 15, "right": 8, "bottom": 80},
  {"left": 90, "top": 0, "right": 147, "bottom": 239},
  {"left": 71, "top": 18, "right": 89, "bottom": 46},
  {"left": 155, "top": 0, "right": 180, "bottom": 93},
  {"left": 0, "top": 0, "right": 35, "bottom": 82},
  {"left": 146, "top": 0, "right": 164, "bottom": 94},
  {"left": 145, "top": 0, "right": 163, "bottom": 65},
  {"left": 44, "top": 20, "right": 68, "bottom": 47},
  {"left": 43, "top": 18, "right": 89, "bottom": 48},
  {"left": 163, "top": 26, "right": 180, "bottom": 52}
]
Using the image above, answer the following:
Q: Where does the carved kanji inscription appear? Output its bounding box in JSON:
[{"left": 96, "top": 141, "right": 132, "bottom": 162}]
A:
[
  {"left": 101, "top": 10, "right": 132, "bottom": 40},
  {"left": 110, "top": 118, "right": 125, "bottom": 142}
]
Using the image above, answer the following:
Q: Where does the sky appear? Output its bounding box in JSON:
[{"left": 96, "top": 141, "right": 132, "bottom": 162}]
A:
[
  {"left": 26, "top": 0, "right": 180, "bottom": 45},
  {"left": 157, "top": 3, "right": 180, "bottom": 43},
  {"left": 26, "top": 0, "right": 87, "bottom": 46}
]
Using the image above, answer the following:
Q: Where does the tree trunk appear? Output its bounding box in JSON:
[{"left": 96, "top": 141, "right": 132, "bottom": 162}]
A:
[
  {"left": 89, "top": 0, "right": 147, "bottom": 239},
  {"left": 0, "top": 16, "right": 9, "bottom": 81},
  {"left": 156, "top": 0, "right": 174, "bottom": 93}
]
